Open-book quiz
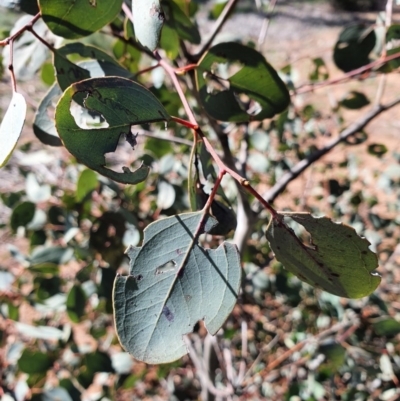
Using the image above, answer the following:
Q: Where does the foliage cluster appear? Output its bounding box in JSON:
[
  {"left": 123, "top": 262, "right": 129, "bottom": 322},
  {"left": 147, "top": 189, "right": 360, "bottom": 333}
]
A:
[{"left": 1, "top": 0, "right": 400, "bottom": 400}]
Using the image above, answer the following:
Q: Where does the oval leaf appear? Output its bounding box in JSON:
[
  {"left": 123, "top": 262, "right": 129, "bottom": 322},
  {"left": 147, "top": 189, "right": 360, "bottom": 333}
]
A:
[
  {"left": 265, "top": 212, "right": 381, "bottom": 298},
  {"left": 18, "top": 349, "right": 53, "bottom": 374},
  {"left": 196, "top": 42, "right": 290, "bottom": 122},
  {"left": 66, "top": 284, "right": 87, "bottom": 323},
  {"left": 33, "top": 83, "right": 63, "bottom": 147},
  {"left": 333, "top": 24, "right": 376, "bottom": 72},
  {"left": 340, "top": 91, "right": 370, "bottom": 110},
  {"left": 10, "top": 201, "right": 35, "bottom": 232},
  {"left": 0, "top": 92, "right": 27, "bottom": 167},
  {"left": 55, "top": 76, "right": 170, "bottom": 184},
  {"left": 54, "top": 43, "right": 133, "bottom": 93},
  {"left": 163, "top": 0, "right": 200, "bottom": 44},
  {"left": 113, "top": 212, "right": 241, "bottom": 363},
  {"left": 39, "top": 0, "right": 123, "bottom": 39},
  {"left": 132, "top": 0, "right": 164, "bottom": 51}
]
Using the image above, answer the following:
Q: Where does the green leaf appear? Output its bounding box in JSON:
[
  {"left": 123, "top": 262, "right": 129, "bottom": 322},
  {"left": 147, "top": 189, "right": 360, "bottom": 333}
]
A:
[
  {"left": 54, "top": 43, "right": 133, "bottom": 93},
  {"left": 163, "top": 0, "right": 200, "bottom": 44},
  {"left": 372, "top": 317, "right": 400, "bottom": 336},
  {"left": 132, "top": 0, "right": 164, "bottom": 51},
  {"left": 30, "top": 263, "right": 60, "bottom": 276},
  {"left": 317, "top": 340, "right": 346, "bottom": 371},
  {"left": 84, "top": 351, "right": 114, "bottom": 373},
  {"left": 41, "top": 62, "right": 56, "bottom": 86},
  {"left": 333, "top": 24, "right": 376, "bottom": 72},
  {"left": 159, "top": 25, "right": 180, "bottom": 60},
  {"left": 76, "top": 169, "right": 98, "bottom": 202},
  {"left": 55, "top": 76, "right": 170, "bottom": 184},
  {"left": 340, "top": 91, "right": 370, "bottom": 109},
  {"left": 113, "top": 212, "right": 241, "bottom": 363},
  {"left": 20, "top": 0, "right": 40, "bottom": 15},
  {"left": 67, "top": 284, "right": 87, "bottom": 322},
  {"left": 368, "top": 143, "right": 388, "bottom": 157},
  {"left": 39, "top": 0, "right": 123, "bottom": 39},
  {"left": 309, "top": 57, "right": 329, "bottom": 82},
  {"left": 33, "top": 83, "right": 63, "bottom": 147},
  {"left": 0, "top": 92, "right": 27, "bottom": 167},
  {"left": 10, "top": 201, "right": 35, "bottom": 232},
  {"left": 18, "top": 349, "right": 53, "bottom": 374},
  {"left": 386, "top": 24, "right": 400, "bottom": 42},
  {"left": 265, "top": 212, "right": 381, "bottom": 298},
  {"left": 196, "top": 42, "right": 290, "bottom": 122}
]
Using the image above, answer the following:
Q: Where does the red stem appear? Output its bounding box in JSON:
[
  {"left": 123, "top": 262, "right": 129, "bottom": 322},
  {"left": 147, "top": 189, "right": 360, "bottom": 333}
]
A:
[
  {"left": 158, "top": 51, "right": 279, "bottom": 218},
  {"left": 0, "top": 12, "right": 41, "bottom": 47}
]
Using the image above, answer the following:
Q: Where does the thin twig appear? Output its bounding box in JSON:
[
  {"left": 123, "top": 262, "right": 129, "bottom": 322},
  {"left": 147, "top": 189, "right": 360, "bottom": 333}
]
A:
[
  {"left": 0, "top": 12, "right": 41, "bottom": 47},
  {"left": 27, "top": 26, "right": 56, "bottom": 51},
  {"left": 263, "top": 319, "right": 359, "bottom": 374},
  {"left": 257, "top": 0, "right": 278, "bottom": 50},
  {"left": 259, "top": 96, "right": 400, "bottom": 207},
  {"left": 192, "top": 0, "right": 239, "bottom": 61},
  {"left": 295, "top": 49, "right": 400, "bottom": 95},
  {"left": 8, "top": 41, "right": 16, "bottom": 92},
  {"left": 141, "top": 131, "right": 193, "bottom": 146},
  {"left": 185, "top": 337, "right": 234, "bottom": 398},
  {"left": 374, "top": 0, "right": 394, "bottom": 106},
  {"left": 157, "top": 53, "right": 198, "bottom": 126}
]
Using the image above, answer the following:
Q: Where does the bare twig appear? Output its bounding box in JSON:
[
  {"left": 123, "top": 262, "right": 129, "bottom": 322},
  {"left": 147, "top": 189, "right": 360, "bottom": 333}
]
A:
[
  {"left": 295, "top": 49, "right": 400, "bottom": 95},
  {"left": 192, "top": 0, "right": 239, "bottom": 61},
  {"left": 259, "top": 96, "right": 400, "bottom": 207},
  {"left": 185, "top": 337, "right": 234, "bottom": 398},
  {"left": 0, "top": 12, "right": 41, "bottom": 47},
  {"left": 257, "top": 0, "right": 278, "bottom": 50},
  {"left": 262, "top": 318, "right": 359, "bottom": 375},
  {"left": 374, "top": 0, "right": 394, "bottom": 106}
]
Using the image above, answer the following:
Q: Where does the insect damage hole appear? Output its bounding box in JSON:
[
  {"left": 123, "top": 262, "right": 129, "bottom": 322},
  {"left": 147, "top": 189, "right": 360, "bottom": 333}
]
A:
[
  {"left": 283, "top": 216, "right": 316, "bottom": 251},
  {"left": 70, "top": 99, "right": 109, "bottom": 130},
  {"left": 104, "top": 129, "right": 143, "bottom": 173}
]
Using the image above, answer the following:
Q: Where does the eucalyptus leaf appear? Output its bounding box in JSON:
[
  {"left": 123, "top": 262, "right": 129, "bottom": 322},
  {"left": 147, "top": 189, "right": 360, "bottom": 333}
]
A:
[
  {"left": 33, "top": 83, "right": 63, "bottom": 147},
  {"left": 333, "top": 24, "right": 376, "bottom": 72},
  {"left": 55, "top": 76, "right": 170, "bottom": 184},
  {"left": 18, "top": 349, "right": 53, "bottom": 374},
  {"left": 0, "top": 92, "right": 26, "bottom": 167},
  {"left": 265, "top": 212, "right": 381, "bottom": 298},
  {"left": 340, "top": 91, "right": 370, "bottom": 110},
  {"left": 39, "top": 0, "right": 123, "bottom": 39},
  {"left": 113, "top": 212, "right": 241, "bottom": 363},
  {"left": 163, "top": 0, "right": 200, "bottom": 44},
  {"left": 54, "top": 43, "right": 133, "bottom": 93},
  {"left": 196, "top": 42, "right": 290, "bottom": 122},
  {"left": 132, "top": 0, "right": 164, "bottom": 51}
]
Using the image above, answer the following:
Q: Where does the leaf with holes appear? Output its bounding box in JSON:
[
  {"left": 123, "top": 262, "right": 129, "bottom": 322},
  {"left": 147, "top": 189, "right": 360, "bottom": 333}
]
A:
[
  {"left": 39, "top": 0, "right": 123, "bottom": 39},
  {"left": 265, "top": 212, "right": 381, "bottom": 298},
  {"left": 333, "top": 24, "right": 376, "bottom": 73},
  {"left": 54, "top": 43, "right": 134, "bottom": 93},
  {"left": 196, "top": 42, "right": 290, "bottom": 122},
  {"left": 55, "top": 76, "right": 170, "bottom": 184},
  {"left": 0, "top": 92, "right": 27, "bottom": 167},
  {"left": 113, "top": 212, "right": 241, "bottom": 363}
]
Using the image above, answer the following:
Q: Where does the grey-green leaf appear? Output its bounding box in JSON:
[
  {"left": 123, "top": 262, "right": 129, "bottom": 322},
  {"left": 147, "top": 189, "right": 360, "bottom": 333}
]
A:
[
  {"left": 113, "top": 212, "right": 241, "bottom": 363},
  {"left": 33, "top": 83, "right": 63, "bottom": 147},
  {"left": 132, "top": 0, "right": 164, "bottom": 51},
  {"left": 265, "top": 212, "right": 381, "bottom": 298},
  {"left": 0, "top": 92, "right": 27, "bottom": 167},
  {"left": 55, "top": 76, "right": 170, "bottom": 184}
]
